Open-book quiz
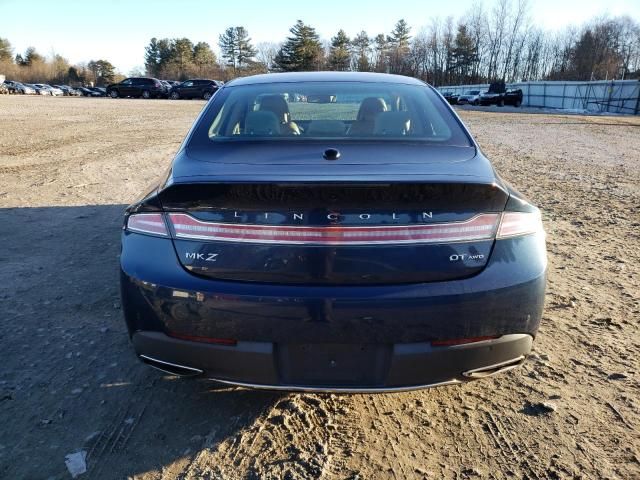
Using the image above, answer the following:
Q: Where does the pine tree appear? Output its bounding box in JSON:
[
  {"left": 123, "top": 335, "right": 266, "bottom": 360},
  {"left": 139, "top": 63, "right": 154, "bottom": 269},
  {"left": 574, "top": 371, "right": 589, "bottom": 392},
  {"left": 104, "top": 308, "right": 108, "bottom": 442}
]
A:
[
  {"left": 220, "top": 27, "right": 257, "bottom": 70},
  {"left": 23, "top": 47, "right": 44, "bottom": 66},
  {"left": 0, "top": 38, "right": 13, "bottom": 62},
  {"left": 373, "top": 34, "right": 388, "bottom": 72},
  {"left": 144, "top": 37, "right": 161, "bottom": 76},
  {"left": 450, "top": 24, "right": 478, "bottom": 81},
  {"left": 219, "top": 27, "right": 238, "bottom": 69},
  {"left": 352, "top": 31, "right": 371, "bottom": 71},
  {"left": 193, "top": 42, "right": 217, "bottom": 71},
  {"left": 173, "top": 38, "right": 195, "bottom": 74},
  {"left": 328, "top": 30, "right": 351, "bottom": 71},
  {"left": 388, "top": 19, "right": 411, "bottom": 74},
  {"left": 274, "top": 20, "right": 323, "bottom": 71},
  {"left": 389, "top": 19, "right": 411, "bottom": 49},
  {"left": 235, "top": 27, "right": 257, "bottom": 69}
]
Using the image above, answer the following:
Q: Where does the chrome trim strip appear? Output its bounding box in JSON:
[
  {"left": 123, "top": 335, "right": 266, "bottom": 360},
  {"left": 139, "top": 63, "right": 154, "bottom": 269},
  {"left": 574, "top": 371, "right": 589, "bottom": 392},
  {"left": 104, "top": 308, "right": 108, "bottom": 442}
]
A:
[
  {"left": 461, "top": 355, "right": 526, "bottom": 378},
  {"left": 206, "top": 377, "right": 461, "bottom": 393},
  {"left": 139, "top": 355, "right": 203, "bottom": 376}
]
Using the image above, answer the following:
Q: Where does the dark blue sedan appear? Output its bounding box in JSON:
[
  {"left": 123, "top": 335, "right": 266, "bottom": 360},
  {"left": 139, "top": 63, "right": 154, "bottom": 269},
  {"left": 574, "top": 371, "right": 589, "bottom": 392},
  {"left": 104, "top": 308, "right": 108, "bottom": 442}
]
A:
[{"left": 120, "top": 72, "right": 546, "bottom": 392}]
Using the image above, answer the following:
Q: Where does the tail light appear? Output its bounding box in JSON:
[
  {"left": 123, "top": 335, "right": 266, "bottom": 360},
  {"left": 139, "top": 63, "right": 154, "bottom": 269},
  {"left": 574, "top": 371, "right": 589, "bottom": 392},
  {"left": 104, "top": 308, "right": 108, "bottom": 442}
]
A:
[
  {"left": 126, "top": 213, "right": 168, "bottom": 236},
  {"left": 497, "top": 211, "right": 543, "bottom": 239},
  {"left": 166, "top": 213, "right": 501, "bottom": 245},
  {"left": 125, "top": 211, "right": 542, "bottom": 242}
]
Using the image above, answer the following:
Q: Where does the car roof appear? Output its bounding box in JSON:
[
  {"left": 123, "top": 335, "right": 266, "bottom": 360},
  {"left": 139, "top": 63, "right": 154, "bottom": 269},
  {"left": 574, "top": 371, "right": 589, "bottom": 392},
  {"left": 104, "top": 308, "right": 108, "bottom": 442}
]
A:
[{"left": 225, "top": 71, "right": 427, "bottom": 87}]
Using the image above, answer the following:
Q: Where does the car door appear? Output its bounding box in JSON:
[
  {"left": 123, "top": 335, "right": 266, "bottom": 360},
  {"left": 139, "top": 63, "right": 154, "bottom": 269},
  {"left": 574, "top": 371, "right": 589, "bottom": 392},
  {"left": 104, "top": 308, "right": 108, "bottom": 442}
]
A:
[
  {"left": 131, "top": 78, "right": 146, "bottom": 96},
  {"left": 119, "top": 78, "right": 134, "bottom": 96},
  {"left": 180, "top": 81, "right": 195, "bottom": 98}
]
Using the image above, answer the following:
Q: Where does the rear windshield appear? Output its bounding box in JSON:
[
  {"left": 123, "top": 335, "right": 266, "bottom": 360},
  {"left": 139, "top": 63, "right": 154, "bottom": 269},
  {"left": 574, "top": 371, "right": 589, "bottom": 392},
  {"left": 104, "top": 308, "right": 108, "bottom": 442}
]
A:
[{"left": 192, "top": 81, "right": 470, "bottom": 146}]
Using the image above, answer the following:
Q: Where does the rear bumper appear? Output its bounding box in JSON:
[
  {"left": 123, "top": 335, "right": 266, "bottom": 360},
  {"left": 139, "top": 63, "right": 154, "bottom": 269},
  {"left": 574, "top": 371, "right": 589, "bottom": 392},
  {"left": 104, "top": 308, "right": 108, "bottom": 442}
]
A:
[
  {"left": 132, "top": 331, "right": 532, "bottom": 391},
  {"left": 120, "top": 230, "right": 546, "bottom": 389}
]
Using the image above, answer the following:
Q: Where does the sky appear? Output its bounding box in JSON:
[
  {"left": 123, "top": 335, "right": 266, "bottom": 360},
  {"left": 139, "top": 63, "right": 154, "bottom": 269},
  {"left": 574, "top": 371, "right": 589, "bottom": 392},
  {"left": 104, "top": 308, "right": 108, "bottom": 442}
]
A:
[{"left": 1, "top": 0, "right": 639, "bottom": 73}]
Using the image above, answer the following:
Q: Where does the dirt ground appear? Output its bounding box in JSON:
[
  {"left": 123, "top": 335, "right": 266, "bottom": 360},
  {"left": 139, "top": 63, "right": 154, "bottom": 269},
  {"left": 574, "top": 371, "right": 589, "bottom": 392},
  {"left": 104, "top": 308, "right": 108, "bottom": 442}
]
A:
[{"left": 0, "top": 96, "right": 638, "bottom": 480}]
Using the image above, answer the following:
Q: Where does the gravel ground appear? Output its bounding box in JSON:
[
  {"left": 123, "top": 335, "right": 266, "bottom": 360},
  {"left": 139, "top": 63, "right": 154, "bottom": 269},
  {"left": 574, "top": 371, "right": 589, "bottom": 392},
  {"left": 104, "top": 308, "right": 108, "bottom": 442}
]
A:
[{"left": 0, "top": 96, "right": 638, "bottom": 479}]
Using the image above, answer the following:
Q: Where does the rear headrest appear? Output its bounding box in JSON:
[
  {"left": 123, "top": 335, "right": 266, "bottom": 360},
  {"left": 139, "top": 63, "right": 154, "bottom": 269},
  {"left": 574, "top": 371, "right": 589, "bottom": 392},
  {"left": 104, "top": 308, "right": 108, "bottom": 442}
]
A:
[
  {"left": 244, "top": 111, "right": 280, "bottom": 136},
  {"left": 373, "top": 111, "right": 411, "bottom": 136},
  {"left": 259, "top": 95, "right": 290, "bottom": 123},
  {"left": 306, "top": 120, "right": 346, "bottom": 136},
  {"left": 357, "top": 97, "right": 387, "bottom": 122}
]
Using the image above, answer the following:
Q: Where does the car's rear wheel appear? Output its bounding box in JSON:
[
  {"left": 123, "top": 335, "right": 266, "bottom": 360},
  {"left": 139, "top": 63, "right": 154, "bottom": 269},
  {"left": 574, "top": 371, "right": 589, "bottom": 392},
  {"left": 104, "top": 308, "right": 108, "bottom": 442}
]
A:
[
  {"left": 203, "top": 91, "right": 212, "bottom": 100},
  {"left": 170, "top": 91, "right": 180, "bottom": 100},
  {"left": 473, "top": 100, "right": 479, "bottom": 106},
  {"left": 110, "top": 90, "right": 118, "bottom": 98},
  {"left": 498, "top": 99, "right": 504, "bottom": 107},
  {"left": 515, "top": 99, "right": 522, "bottom": 107},
  {"left": 142, "top": 90, "right": 151, "bottom": 99}
]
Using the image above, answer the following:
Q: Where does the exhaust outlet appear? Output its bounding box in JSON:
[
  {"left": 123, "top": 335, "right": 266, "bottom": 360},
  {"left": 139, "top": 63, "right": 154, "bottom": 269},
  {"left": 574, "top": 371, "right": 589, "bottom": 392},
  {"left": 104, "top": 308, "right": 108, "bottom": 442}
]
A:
[
  {"left": 462, "top": 355, "right": 526, "bottom": 379},
  {"left": 139, "top": 355, "right": 203, "bottom": 377}
]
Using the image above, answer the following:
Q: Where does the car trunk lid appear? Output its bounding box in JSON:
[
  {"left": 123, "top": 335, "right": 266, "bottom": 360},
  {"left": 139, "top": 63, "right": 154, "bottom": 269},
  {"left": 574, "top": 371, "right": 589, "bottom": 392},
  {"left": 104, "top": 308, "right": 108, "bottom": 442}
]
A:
[{"left": 159, "top": 180, "right": 508, "bottom": 285}]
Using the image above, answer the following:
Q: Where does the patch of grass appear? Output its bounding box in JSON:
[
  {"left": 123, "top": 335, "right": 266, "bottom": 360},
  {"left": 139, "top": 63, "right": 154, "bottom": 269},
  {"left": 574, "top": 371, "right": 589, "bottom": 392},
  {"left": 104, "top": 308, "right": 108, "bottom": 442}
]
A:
[{"left": 289, "top": 103, "right": 358, "bottom": 121}]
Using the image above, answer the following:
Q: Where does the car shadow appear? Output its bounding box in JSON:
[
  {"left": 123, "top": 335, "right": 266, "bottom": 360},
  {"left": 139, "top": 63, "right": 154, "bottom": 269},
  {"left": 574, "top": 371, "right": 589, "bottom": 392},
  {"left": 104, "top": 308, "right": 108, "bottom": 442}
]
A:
[{"left": 0, "top": 204, "right": 286, "bottom": 479}]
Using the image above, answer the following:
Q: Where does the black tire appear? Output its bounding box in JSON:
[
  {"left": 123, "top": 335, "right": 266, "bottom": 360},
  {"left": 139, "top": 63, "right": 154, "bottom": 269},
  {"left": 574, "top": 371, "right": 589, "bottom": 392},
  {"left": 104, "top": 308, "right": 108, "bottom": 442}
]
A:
[
  {"left": 498, "top": 99, "right": 504, "bottom": 107},
  {"left": 203, "top": 91, "right": 212, "bottom": 100},
  {"left": 473, "top": 100, "right": 479, "bottom": 106},
  {"left": 170, "top": 91, "right": 180, "bottom": 100},
  {"left": 514, "top": 99, "right": 522, "bottom": 107},
  {"left": 141, "top": 90, "right": 151, "bottom": 99},
  {"left": 109, "top": 90, "right": 118, "bottom": 98}
]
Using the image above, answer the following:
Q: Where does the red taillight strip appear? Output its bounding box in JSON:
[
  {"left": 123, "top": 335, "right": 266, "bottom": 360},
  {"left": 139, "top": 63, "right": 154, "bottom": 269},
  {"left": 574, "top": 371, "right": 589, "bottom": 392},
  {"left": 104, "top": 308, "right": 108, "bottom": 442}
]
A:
[
  {"left": 126, "top": 213, "right": 168, "bottom": 236},
  {"left": 167, "top": 213, "right": 500, "bottom": 245},
  {"left": 497, "top": 211, "right": 542, "bottom": 239},
  {"left": 168, "top": 332, "right": 237, "bottom": 346}
]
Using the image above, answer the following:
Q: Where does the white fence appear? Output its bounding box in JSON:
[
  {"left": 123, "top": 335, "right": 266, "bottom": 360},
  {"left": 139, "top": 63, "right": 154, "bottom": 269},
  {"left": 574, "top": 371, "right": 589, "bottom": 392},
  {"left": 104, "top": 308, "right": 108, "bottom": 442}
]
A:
[{"left": 439, "top": 80, "right": 640, "bottom": 115}]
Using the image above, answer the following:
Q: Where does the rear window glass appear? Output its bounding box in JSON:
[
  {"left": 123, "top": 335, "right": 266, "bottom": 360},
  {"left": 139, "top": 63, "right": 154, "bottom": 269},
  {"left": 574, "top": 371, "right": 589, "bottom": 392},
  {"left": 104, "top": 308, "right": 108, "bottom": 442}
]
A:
[{"left": 195, "top": 81, "right": 470, "bottom": 145}]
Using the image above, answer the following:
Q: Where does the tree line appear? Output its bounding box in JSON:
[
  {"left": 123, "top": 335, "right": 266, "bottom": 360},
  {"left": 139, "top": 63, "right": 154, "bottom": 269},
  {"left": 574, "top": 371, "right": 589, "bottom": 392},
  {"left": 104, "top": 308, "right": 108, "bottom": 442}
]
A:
[
  {"left": 141, "top": 2, "right": 639, "bottom": 85},
  {"left": 1, "top": 0, "right": 639, "bottom": 87},
  {"left": 0, "top": 40, "right": 118, "bottom": 86}
]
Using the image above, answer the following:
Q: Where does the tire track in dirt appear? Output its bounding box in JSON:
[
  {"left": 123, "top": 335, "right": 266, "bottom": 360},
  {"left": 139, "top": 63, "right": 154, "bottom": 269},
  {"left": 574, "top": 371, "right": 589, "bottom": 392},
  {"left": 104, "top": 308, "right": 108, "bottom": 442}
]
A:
[{"left": 179, "top": 394, "right": 336, "bottom": 479}]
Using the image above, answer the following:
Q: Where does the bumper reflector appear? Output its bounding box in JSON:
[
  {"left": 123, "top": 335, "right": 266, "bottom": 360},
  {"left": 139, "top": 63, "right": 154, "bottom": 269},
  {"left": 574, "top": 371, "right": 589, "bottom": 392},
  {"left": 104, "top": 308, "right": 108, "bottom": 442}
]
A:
[
  {"left": 167, "top": 332, "right": 237, "bottom": 346},
  {"left": 167, "top": 213, "right": 501, "bottom": 245}
]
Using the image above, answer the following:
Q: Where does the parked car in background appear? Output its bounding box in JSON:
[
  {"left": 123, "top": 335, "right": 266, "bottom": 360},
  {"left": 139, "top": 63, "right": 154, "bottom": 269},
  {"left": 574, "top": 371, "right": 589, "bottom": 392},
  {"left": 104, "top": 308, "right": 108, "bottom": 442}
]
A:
[
  {"left": 3, "top": 81, "right": 35, "bottom": 94},
  {"left": 504, "top": 88, "right": 523, "bottom": 107},
  {"left": 76, "top": 86, "right": 102, "bottom": 97},
  {"left": 88, "top": 87, "right": 107, "bottom": 97},
  {"left": 106, "top": 77, "right": 165, "bottom": 99},
  {"left": 53, "top": 85, "right": 81, "bottom": 96},
  {"left": 479, "top": 82, "right": 524, "bottom": 107},
  {"left": 0, "top": 83, "right": 8, "bottom": 95},
  {"left": 159, "top": 80, "right": 172, "bottom": 98},
  {"left": 456, "top": 90, "right": 482, "bottom": 105},
  {"left": 36, "top": 84, "right": 64, "bottom": 96},
  {"left": 27, "top": 84, "right": 51, "bottom": 95},
  {"left": 120, "top": 72, "right": 546, "bottom": 392},
  {"left": 479, "top": 81, "right": 505, "bottom": 106},
  {"left": 441, "top": 91, "right": 459, "bottom": 105},
  {"left": 169, "top": 79, "right": 222, "bottom": 100}
]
